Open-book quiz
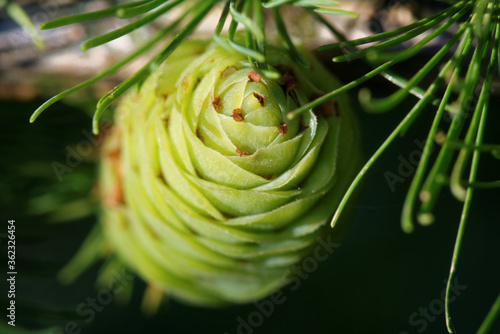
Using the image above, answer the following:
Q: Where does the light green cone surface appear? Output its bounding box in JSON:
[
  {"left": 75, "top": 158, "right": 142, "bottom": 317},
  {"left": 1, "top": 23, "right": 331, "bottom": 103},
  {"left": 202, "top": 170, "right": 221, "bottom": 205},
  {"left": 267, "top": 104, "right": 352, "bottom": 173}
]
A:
[{"left": 99, "top": 40, "right": 360, "bottom": 306}]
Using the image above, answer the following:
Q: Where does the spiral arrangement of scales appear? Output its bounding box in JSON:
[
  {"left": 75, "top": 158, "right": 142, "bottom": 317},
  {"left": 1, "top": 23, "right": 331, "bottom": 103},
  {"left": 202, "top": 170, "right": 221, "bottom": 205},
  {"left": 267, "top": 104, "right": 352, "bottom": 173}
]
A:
[{"left": 2, "top": 0, "right": 499, "bottom": 333}]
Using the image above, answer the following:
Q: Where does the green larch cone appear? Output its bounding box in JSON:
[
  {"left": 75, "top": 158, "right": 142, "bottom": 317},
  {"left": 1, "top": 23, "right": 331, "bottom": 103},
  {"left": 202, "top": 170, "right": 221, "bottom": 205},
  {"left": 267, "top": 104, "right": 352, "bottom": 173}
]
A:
[{"left": 99, "top": 39, "right": 360, "bottom": 306}]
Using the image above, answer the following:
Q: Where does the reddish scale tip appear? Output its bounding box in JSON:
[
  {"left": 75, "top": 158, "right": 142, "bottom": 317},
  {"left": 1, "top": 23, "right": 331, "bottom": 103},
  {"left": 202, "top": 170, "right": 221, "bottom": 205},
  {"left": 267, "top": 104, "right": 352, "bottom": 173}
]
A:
[
  {"left": 196, "top": 128, "right": 203, "bottom": 143},
  {"left": 277, "top": 122, "right": 288, "bottom": 137},
  {"left": 253, "top": 92, "right": 265, "bottom": 107},
  {"left": 104, "top": 145, "right": 124, "bottom": 208},
  {"left": 299, "top": 120, "right": 309, "bottom": 133},
  {"left": 248, "top": 71, "right": 261, "bottom": 82},
  {"left": 236, "top": 147, "right": 251, "bottom": 157},
  {"left": 231, "top": 108, "right": 244, "bottom": 122},
  {"left": 212, "top": 96, "right": 221, "bottom": 112}
]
